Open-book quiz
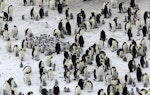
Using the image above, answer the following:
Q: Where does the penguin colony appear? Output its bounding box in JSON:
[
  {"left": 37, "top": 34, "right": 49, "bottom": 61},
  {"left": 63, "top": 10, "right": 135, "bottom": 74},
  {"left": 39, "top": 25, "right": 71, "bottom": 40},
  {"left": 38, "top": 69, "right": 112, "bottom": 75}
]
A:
[{"left": 0, "top": 0, "right": 150, "bottom": 95}]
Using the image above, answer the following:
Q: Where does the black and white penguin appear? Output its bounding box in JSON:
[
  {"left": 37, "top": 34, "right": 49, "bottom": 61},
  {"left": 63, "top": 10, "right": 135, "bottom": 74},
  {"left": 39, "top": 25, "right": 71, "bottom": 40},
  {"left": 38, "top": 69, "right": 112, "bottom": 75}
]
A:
[
  {"left": 136, "top": 64, "right": 142, "bottom": 82},
  {"left": 128, "top": 60, "right": 136, "bottom": 72},
  {"left": 146, "top": 17, "right": 150, "bottom": 29},
  {"left": 24, "top": 73, "right": 31, "bottom": 85},
  {"left": 142, "top": 25, "right": 147, "bottom": 37},
  {"left": 75, "top": 85, "right": 81, "bottom": 95},
  {"left": 23, "top": 66, "right": 32, "bottom": 74},
  {"left": 8, "top": 5, "right": 13, "bottom": 21},
  {"left": 85, "top": 80, "right": 93, "bottom": 92},
  {"left": 23, "top": 0, "right": 27, "bottom": 6},
  {"left": 117, "top": 49, "right": 124, "bottom": 58},
  {"left": 13, "top": 45, "right": 19, "bottom": 57},
  {"left": 44, "top": 55, "right": 53, "bottom": 67},
  {"left": 58, "top": 19, "right": 66, "bottom": 35},
  {"left": 124, "top": 72, "right": 133, "bottom": 85},
  {"left": 98, "top": 89, "right": 106, "bottom": 95},
  {"left": 57, "top": 1, "right": 63, "bottom": 14},
  {"left": 55, "top": 42, "right": 61, "bottom": 54},
  {"left": 27, "top": 91, "right": 33, "bottom": 95},
  {"left": 77, "top": 13, "right": 83, "bottom": 27},
  {"left": 130, "top": 0, "right": 136, "bottom": 8},
  {"left": 96, "top": 13, "right": 104, "bottom": 26},
  {"left": 135, "top": 19, "right": 142, "bottom": 35},
  {"left": 74, "top": 68, "right": 80, "bottom": 80},
  {"left": 3, "top": 80, "right": 11, "bottom": 95},
  {"left": 3, "top": 11, "right": 8, "bottom": 21},
  {"left": 53, "top": 29, "right": 61, "bottom": 38},
  {"left": 105, "top": 73, "right": 112, "bottom": 85},
  {"left": 47, "top": 68, "right": 54, "bottom": 81},
  {"left": 125, "top": 21, "right": 131, "bottom": 33},
  {"left": 40, "top": 72, "right": 47, "bottom": 86},
  {"left": 143, "top": 73, "right": 149, "bottom": 87},
  {"left": 127, "top": 7, "right": 133, "bottom": 16},
  {"left": 103, "top": 2, "right": 111, "bottom": 18},
  {"left": 140, "top": 56, "right": 148, "bottom": 68},
  {"left": 127, "top": 28, "right": 132, "bottom": 40},
  {"left": 119, "top": 2, "right": 125, "bottom": 13},
  {"left": 109, "top": 20, "right": 116, "bottom": 32},
  {"left": 83, "top": 21, "right": 90, "bottom": 32},
  {"left": 108, "top": 38, "right": 118, "bottom": 51},
  {"left": 111, "top": 0, "right": 117, "bottom": 8},
  {"left": 19, "top": 48, "right": 25, "bottom": 61},
  {"left": 78, "top": 35, "right": 84, "bottom": 47},
  {"left": 53, "top": 84, "right": 60, "bottom": 95},
  {"left": 38, "top": 0, "right": 43, "bottom": 7},
  {"left": 122, "top": 84, "right": 128, "bottom": 95},
  {"left": 65, "top": 8, "right": 70, "bottom": 19},
  {"left": 100, "top": 30, "right": 106, "bottom": 41},
  {"left": 5, "top": 38, "right": 11, "bottom": 52},
  {"left": 143, "top": 11, "right": 149, "bottom": 24},
  {"left": 135, "top": 8, "right": 140, "bottom": 19},
  {"left": 81, "top": 9, "right": 86, "bottom": 20},
  {"left": 12, "top": 25, "right": 18, "bottom": 40},
  {"left": 78, "top": 79, "right": 84, "bottom": 90},
  {"left": 39, "top": 7, "right": 44, "bottom": 18},
  {"left": 32, "top": 45, "right": 39, "bottom": 60},
  {"left": 110, "top": 66, "right": 118, "bottom": 79},
  {"left": 122, "top": 42, "right": 128, "bottom": 53},
  {"left": 41, "top": 88, "right": 48, "bottom": 95},
  {"left": 66, "top": 20, "right": 71, "bottom": 35},
  {"left": 30, "top": 7, "right": 36, "bottom": 19}
]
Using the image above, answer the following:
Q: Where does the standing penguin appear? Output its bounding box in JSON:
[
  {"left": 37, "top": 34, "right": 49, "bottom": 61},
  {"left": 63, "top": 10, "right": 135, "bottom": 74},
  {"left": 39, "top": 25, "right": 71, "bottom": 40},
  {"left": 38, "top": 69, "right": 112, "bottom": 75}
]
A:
[
  {"left": 81, "top": 9, "right": 86, "bottom": 20},
  {"left": 100, "top": 30, "right": 106, "bottom": 41},
  {"left": 111, "top": 0, "right": 117, "bottom": 8},
  {"left": 109, "top": 20, "right": 116, "bottom": 32},
  {"left": 128, "top": 60, "right": 136, "bottom": 72},
  {"left": 32, "top": 45, "right": 39, "bottom": 60},
  {"left": 13, "top": 45, "right": 19, "bottom": 57},
  {"left": 136, "top": 64, "right": 142, "bottom": 82},
  {"left": 19, "top": 48, "right": 25, "bottom": 61},
  {"left": 85, "top": 80, "right": 93, "bottom": 92},
  {"left": 55, "top": 42, "right": 61, "bottom": 54},
  {"left": 78, "top": 35, "right": 84, "bottom": 47},
  {"left": 0, "top": 0, "right": 5, "bottom": 12},
  {"left": 30, "top": 7, "right": 36, "bottom": 19},
  {"left": 130, "top": 0, "right": 136, "bottom": 8},
  {"left": 50, "top": 0, "right": 56, "bottom": 10},
  {"left": 53, "top": 83, "right": 60, "bottom": 95},
  {"left": 3, "top": 81, "right": 11, "bottom": 95},
  {"left": 143, "top": 73, "right": 149, "bottom": 87},
  {"left": 57, "top": 1, "right": 63, "bottom": 14},
  {"left": 47, "top": 68, "right": 54, "bottom": 81},
  {"left": 142, "top": 25, "right": 147, "bottom": 37},
  {"left": 75, "top": 85, "right": 81, "bottom": 95},
  {"left": 77, "top": 13, "right": 83, "bottom": 27},
  {"left": 122, "top": 84, "right": 128, "bottom": 95},
  {"left": 78, "top": 79, "right": 84, "bottom": 90},
  {"left": 65, "top": 8, "right": 70, "bottom": 19},
  {"left": 39, "top": 7, "right": 44, "bottom": 18},
  {"left": 8, "top": 5, "right": 13, "bottom": 21},
  {"left": 119, "top": 2, "right": 125, "bottom": 13},
  {"left": 12, "top": 25, "right": 18, "bottom": 40},
  {"left": 127, "top": 28, "right": 132, "bottom": 40},
  {"left": 6, "top": 38, "right": 11, "bottom": 52},
  {"left": 66, "top": 20, "right": 71, "bottom": 35},
  {"left": 143, "top": 11, "right": 149, "bottom": 24}
]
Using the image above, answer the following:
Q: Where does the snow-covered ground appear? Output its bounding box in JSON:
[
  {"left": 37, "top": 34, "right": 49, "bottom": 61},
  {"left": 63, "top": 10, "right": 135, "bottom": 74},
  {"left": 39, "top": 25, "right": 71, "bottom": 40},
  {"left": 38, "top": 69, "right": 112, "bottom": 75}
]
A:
[{"left": 0, "top": 0, "right": 150, "bottom": 95}]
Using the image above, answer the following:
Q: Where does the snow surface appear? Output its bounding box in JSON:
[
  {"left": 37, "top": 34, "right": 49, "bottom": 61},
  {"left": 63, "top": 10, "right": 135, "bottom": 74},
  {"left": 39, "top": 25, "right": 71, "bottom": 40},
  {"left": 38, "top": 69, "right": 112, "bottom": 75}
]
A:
[{"left": 0, "top": 0, "right": 150, "bottom": 95}]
